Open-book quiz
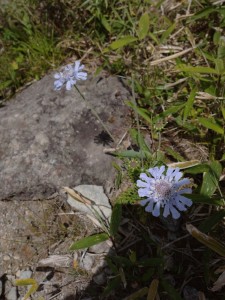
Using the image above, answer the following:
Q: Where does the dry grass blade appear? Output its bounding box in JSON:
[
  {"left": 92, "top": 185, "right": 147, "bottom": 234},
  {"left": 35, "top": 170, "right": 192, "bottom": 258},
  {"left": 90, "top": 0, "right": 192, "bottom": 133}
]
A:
[
  {"left": 64, "top": 186, "right": 95, "bottom": 206},
  {"left": 150, "top": 47, "right": 194, "bottom": 66},
  {"left": 147, "top": 279, "right": 159, "bottom": 300},
  {"left": 186, "top": 224, "right": 225, "bottom": 257},
  {"left": 211, "top": 270, "right": 225, "bottom": 291}
]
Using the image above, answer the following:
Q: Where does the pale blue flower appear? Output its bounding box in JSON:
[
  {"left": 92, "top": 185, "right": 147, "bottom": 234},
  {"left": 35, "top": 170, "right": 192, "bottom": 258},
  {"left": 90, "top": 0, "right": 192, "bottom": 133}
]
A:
[
  {"left": 54, "top": 61, "right": 87, "bottom": 91},
  {"left": 137, "top": 166, "right": 192, "bottom": 219}
]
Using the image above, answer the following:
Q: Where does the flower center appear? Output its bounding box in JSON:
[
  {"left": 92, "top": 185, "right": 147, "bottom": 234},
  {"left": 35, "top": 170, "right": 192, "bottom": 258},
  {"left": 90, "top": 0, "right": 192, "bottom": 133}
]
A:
[
  {"left": 154, "top": 180, "right": 172, "bottom": 201},
  {"left": 62, "top": 66, "right": 74, "bottom": 80}
]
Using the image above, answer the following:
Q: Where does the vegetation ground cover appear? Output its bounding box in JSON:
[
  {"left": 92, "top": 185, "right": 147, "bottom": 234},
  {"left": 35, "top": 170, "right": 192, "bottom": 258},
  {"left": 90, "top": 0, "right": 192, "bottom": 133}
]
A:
[{"left": 1, "top": 0, "right": 225, "bottom": 299}]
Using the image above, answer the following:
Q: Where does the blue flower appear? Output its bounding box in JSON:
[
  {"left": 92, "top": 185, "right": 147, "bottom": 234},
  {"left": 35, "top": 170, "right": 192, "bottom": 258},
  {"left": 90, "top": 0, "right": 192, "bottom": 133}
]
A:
[
  {"left": 137, "top": 166, "right": 192, "bottom": 219},
  {"left": 54, "top": 61, "right": 87, "bottom": 91}
]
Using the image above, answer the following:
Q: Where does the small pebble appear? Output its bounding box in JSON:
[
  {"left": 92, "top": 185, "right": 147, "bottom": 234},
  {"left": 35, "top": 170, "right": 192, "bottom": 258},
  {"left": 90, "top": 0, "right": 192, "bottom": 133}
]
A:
[
  {"left": 3, "top": 255, "right": 10, "bottom": 261},
  {"left": 15, "top": 270, "right": 21, "bottom": 278},
  {"left": 93, "top": 272, "right": 106, "bottom": 285},
  {"left": 79, "top": 254, "right": 94, "bottom": 271},
  {"left": 19, "top": 270, "right": 32, "bottom": 279},
  {"left": 6, "top": 286, "right": 17, "bottom": 300}
]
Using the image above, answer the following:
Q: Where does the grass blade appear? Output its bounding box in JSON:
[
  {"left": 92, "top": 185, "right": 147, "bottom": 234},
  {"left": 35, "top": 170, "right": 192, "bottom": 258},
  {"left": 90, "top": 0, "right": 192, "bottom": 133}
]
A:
[
  {"left": 183, "top": 87, "right": 197, "bottom": 122},
  {"left": 198, "top": 117, "right": 224, "bottom": 135},
  {"left": 137, "top": 13, "right": 150, "bottom": 40},
  {"left": 70, "top": 232, "right": 109, "bottom": 250}
]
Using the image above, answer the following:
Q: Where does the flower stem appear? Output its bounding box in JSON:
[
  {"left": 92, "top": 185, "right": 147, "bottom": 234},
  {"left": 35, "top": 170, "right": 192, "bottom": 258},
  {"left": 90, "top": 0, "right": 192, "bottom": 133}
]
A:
[{"left": 74, "top": 85, "right": 115, "bottom": 143}]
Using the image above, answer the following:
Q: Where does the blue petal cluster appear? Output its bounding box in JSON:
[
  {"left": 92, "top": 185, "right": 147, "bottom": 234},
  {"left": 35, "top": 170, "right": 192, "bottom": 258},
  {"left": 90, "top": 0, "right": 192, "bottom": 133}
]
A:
[
  {"left": 137, "top": 166, "right": 192, "bottom": 219},
  {"left": 54, "top": 61, "right": 87, "bottom": 91}
]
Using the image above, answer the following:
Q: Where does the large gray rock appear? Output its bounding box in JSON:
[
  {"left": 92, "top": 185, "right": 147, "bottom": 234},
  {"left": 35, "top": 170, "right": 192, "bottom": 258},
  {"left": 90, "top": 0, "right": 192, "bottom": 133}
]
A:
[{"left": 0, "top": 72, "right": 130, "bottom": 200}]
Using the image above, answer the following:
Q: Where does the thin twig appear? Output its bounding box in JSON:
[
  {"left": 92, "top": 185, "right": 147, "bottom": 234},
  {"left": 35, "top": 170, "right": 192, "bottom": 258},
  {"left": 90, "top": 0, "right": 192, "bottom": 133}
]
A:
[{"left": 161, "top": 234, "right": 190, "bottom": 249}]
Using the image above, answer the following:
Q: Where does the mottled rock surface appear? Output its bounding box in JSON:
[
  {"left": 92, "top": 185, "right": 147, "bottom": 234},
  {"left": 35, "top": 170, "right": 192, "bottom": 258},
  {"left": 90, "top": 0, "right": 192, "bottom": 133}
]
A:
[{"left": 0, "top": 73, "right": 130, "bottom": 200}]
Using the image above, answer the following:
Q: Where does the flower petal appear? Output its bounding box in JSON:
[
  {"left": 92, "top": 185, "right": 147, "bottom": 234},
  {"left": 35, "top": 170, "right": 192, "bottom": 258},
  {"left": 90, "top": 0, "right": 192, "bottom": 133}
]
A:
[
  {"left": 148, "top": 166, "right": 165, "bottom": 179},
  {"left": 152, "top": 201, "right": 161, "bottom": 217},
  {"left": 140, "top": 198, "right": 150, "bottom": 207},
  {"left": 175, "top": 178, "right": 190, "bottom": 188},
  {"left": 175, "top": 199, "right": 186, "bottom": 211},
  {"left": 66, "top": 80, "right": 72, "bottom": 90},
  {"left": 137, "top": 179, "right": 149, "bottom": 188},
  {"left": 163, "top": 203, "right": 170, "bottom": 218},
  {"left": 140, "top": 173, "right": 152, "bottom": 183},
  {"left": 176, "top": 195, "right": 193, "bottom": 207},
  {"left": 138, "top": 188, "right": 151, "bottom": 197},
  {"left": 77, "top": 72, "right": 88, "bottom": 80},
  {"left": 145, "top": 199, "right": 154, "bottom": 212},
  {"left": 170, "top": 205, "right": 180, "bottom": 219},
  {"left": 54, "top": 73, "right": 61, "bottom": 79},
  {"left": 54, "top": 80, "right": 63, "bottom": 90},
  {"left": 74, "top": 61, "right": 81, "bottom": 73},
  {"left": 178, "top": 188, "right": 192, "bottom": 195}
]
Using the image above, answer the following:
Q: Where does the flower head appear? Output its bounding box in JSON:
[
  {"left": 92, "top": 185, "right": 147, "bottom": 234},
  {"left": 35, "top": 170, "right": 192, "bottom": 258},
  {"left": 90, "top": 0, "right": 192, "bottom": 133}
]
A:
[
  {"left": 137, "top": 166, "right": 192, "bottom": 219},
  {"left": 54, "top": 61, "right": 87, "bottom": 91}
]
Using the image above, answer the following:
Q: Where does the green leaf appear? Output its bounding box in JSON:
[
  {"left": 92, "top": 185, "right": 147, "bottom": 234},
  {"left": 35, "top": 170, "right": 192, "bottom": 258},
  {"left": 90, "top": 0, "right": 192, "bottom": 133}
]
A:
[
  {"left": 189, "top": 7, "right": 221, "bottom": 21},
  {"left": 198, "top": 117, "right": 224, "bottom": 135},
  {"left": 129, "top": 128, "right": 151, "bottom": 153},
  {"left": 113, "top": 149, "right": 150, "bottom": 159},
  {"left": 177, "top": 64, "right": 219, "bottom": 75},
  {"left": 69, "top": 232, "right": 109, "bottom": 250},
  {"left": 184, "top": 163, "right": 210, "bottom": 174},
  {"left": 199, "top": 210, "right": 225, "bottom": 233},
  {"left": 110, "top": 203, "right": 122, "bottom": 236},
  {"left": 100, "top": 16, "right": 111, "bottom": 33},
  {"left": 126, "top": 101, "right": 152, "bottom": 124},
  {"left": 221, "top": 105, "right": 225, "bottom": 120},
  {"left": 218, "top": 37, "right": 225, "bottom": 59},
  {"left": 183, "top": 87, "right": 197, "bottom": 122},
  {"left": 137, "top": 13, "right": 150, "bottom": 40},
  {"left": 138, "top": 257, "right": 163, "bottom": 267},
  {"left": 160, "top": 23, "right": 176, "bottom": 43},
  {"left": 185, "top": 194, "right": 224, "bottom": 206},
  {"left": 14, "top": 279, "right": 38, "bottom": 300},
  {"left": 123, "top": 287, "right": 148, "bottom": 300},
  {"left": 165, "top": 147, "right": 185, "bottom": 162},
  {"left": 200, "top": 161, "right": 222, "bottom": 197},
  {"left": 101, "top": 276, "right": 121, "bottom": 298},
  {"left": 160, "top": 279, "right": 182, "bottom": 300},
  {"left": 109, "top": 36, "right": 137, "bottom": 50},
  {"left": 186, "top": 223, "right": 225, "bottom": 257},
  {"left": 153, "top": 104, "right": 184, "bottom": 123}
]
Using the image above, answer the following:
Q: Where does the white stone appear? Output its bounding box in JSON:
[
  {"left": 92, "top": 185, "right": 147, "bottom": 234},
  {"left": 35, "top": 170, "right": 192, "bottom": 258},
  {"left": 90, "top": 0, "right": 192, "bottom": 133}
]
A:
[{"left": 67, "top": 185, "right": 112, "bottom": 227}]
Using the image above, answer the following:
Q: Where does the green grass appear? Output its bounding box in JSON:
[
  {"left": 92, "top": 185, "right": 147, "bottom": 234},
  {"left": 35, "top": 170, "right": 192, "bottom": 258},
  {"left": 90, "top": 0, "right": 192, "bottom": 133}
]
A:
[{"left": 2, "top": 0, "right": 225, "bottom": 299}]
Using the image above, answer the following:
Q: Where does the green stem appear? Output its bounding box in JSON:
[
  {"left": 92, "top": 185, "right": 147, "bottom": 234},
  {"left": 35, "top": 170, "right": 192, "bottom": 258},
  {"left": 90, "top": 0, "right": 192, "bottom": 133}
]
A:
[
  {"left": 131, "top": 75, "right": 144, "bottom": 168},
  {"left": 74, "top": 85, "right": 115, "bottom": 143}
]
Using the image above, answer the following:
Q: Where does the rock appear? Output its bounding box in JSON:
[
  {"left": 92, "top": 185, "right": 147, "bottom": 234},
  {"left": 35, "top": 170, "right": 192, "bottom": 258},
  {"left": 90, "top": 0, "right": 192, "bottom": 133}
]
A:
[{"left": 0, "top": 73, "right": 130, "bottom": 201}]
